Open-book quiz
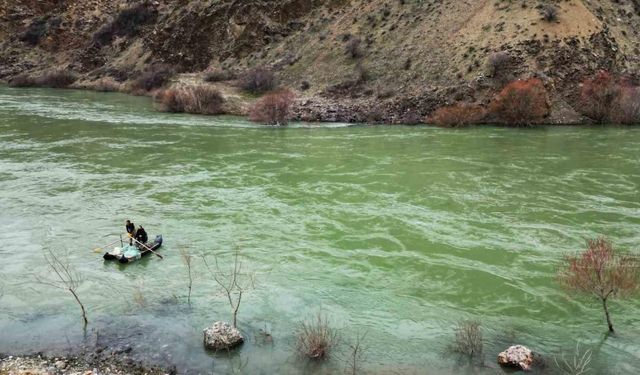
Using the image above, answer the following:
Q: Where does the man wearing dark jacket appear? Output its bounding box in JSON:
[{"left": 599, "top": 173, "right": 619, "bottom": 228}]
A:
[
  {"left": 135, "top": 225, "right": 148, "bottom": 245},
  {"left": 125, "top": 220, "right": 135, "bottom": 245}
]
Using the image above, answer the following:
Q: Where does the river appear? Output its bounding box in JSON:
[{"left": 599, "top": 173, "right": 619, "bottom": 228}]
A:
[{"left": 0, "top": 86, "right": 639, "bottom": 374}]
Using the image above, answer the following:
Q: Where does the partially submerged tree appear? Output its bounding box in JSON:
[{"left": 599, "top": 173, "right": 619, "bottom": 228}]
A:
[
  {"left": 180, "top": 248, "right": 194, "bottom": 304},
  {"left": 203, "top": 248, "right": 254, "bottom": 328},
  {"left": 345, "top": 330, "right": 368, "bottom": 375},
  {"left": 557, "top": 237, "right": 640, "bottom": 333},
  {"left": 39, "top": 249, "right": 88, "bottom": 328}
]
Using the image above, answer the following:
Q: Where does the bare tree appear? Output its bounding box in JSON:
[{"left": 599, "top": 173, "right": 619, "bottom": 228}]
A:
[
  {"left": 203, "top": 247, "right": 254, "bottom": 328},
  {"left": 558, "top": 237, "right": 640, "bottom": 333},
  {"left": 345, "top": 330, "right": 368, "bottom": 375},
  {"left": 180, "top": 248, "right": 194, "bottom": 304},
  {"left": 39, "top": 249, "right": 88, "bottom": 328}
]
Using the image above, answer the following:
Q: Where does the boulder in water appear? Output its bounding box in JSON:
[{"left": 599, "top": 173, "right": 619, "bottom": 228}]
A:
[
  {"left": 203, "top": 321, "right": 244, "bottom": 351},
  {"left": 497, "top": 345, "right": 534, "bottom": 371}
]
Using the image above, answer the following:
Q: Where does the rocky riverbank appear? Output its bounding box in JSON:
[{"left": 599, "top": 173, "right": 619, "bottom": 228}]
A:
[{"left": 0, "top": 354, "right": 170, "bottom": 375}]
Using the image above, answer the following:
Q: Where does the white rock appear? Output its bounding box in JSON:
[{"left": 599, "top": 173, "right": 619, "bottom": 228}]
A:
[
  {"left": 203, "top": 321, "right": 244, "bottom": 351},
  {"left": 497, "top": 345, "right": 534, "bottom": 371},
  {"left": 55, "top": 360, "right": 67, "bottom": 369}
]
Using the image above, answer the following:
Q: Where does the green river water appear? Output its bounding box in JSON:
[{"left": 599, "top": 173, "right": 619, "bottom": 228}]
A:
[{"left": 0, "top": 86, "right": 639, "bottom": 374}]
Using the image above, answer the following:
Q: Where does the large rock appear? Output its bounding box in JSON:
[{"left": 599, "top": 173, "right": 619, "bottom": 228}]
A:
[
  {"left": 203, "top": 321, "right": 244, "bottom": 351},
  {"left": 497, "top": 345, "right": 534, "bottom": 371}
]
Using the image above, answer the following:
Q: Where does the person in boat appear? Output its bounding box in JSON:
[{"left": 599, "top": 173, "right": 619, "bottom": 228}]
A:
[
  {"left": 125, "top": 220, "right": 136, "bottom": 245},
  {"left": 135, "top": 225, "right": 148, "bottom": 247}
]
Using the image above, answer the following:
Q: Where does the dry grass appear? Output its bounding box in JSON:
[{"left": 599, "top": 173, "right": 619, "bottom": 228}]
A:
[
  {"left": 450, "top": 320, "right": 483, "bottom": 358},
  {"left": 296, "top": 313, "right": 340, "bottom": 361},
  {"left": 9, "top": 70, "right": 77, "bottom": 89},
  {"left": 77, "top": 77, "right": 121, "bottom": 92},
  {"left": 154, "top": 86, "right": 224, "bottom": 115},
  {"left": 554, "top": 343, "right": 592, "bottom": 375}
]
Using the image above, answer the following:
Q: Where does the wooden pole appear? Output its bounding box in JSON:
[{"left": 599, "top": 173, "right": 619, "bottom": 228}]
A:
[
  {"left": 93, "top": 238, "right": 122, "bottom": 252},
  {"left": 130, "top": 236, "right": 163, "bottom": 259}
]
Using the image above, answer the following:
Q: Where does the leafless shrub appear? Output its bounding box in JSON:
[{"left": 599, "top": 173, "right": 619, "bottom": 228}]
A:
[
  {"left": 238, "top": 67, "right": 277, "bottom": 94},
  {"left": 8, "top": 74, "right": 38, "bottom": 87},
  {"left": 345, "top": 330, "right": 368, "bottom": 375},
  {"left": 39, "top": 70, "right": 78, "bottom": 88},
  {"left": 296, "top": 313, "right": 340, "bottom": 361},
  {"left": 612, "top": 86, "right": 640, "bottom": 124},
  {"left": 39, "top": 249, "right": 88, "bottom": 328},
  {"left": 78, "top": 77, "right": 121, "bottom": 92},
  {"left": 203, "top": 248, "right": 255, "bottom": 328},
  {"left": 154, "top": 86, "right": 224, "bottom": 115},
  {"left": 557, "top": 237, "right": 640, "bottom": 333},
  {"left": 450, "top": 320, "right": 483, "bottom": 358},
  {"left": 180, "top": 248, "right": 193, "bottom": 304},
  {"left": 489, "top": 78, "right": 549, "bottom": 125},
  {"left": 487, "top": 51, "right": 511, "bottom": 77},
  {"left": 345, "top": 37, "right": 363, "bottom": 59},
  {"left": 541, "top": 5, "right": 559, "bottom": 22},
  {"left": 204, "top": 70, "right": 237, "bottom": 83},
  {"left": 93, "top": 4, "right": 157, "bottom": 46},
  {"left": 580, "top": 71, "right": 620, "bottom": 123},
  {"left": 554, "top": 342, "right": 592, "bottom": 375},
  {"left": 429, "top": 102, "right": 486, "bottom": 127},
  {"left": 249, "top": 89, "right": 295, "bottom": 125},
  {"left": 132, "top": 281, "right": 146, "bottom": 307},
  {"left": 20, "top": 17, "right": 48, "bottom": 46},
  {"left": 131, "top": 65, "right": 174, "bottom": 93}
]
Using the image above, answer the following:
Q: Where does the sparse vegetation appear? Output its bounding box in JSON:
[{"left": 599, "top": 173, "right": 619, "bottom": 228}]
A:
[
  {"left": 541, "top": 5, "right": 559, "bottom": 22},
  {"left": 345, "top": 331, "right": 368, "bottom": 375},
  {"left": 20, "top": 17, "right": 48, "bottom": 46},
  {"left": 93, "top": 4, "right": 157, "bottom": 46},
  {"left": 450, "top": 320, "right": 483, "bottom": 358},
  {"left": 80, "top": 77, "right": 121, "bottom": 92},
  {"left": 203, "top": 248, "right": 255, "bottom": 328},
  {"left": 612, "top": 86, "right": 640, "bottom": 124},
  {"left": 38, "top": 249, "right": 88, "bottom": 328},
  {"left": 489, "top": 78, "right": 549, "bottom": 125},
  {"left": 8, "top": 74, "right": 39, "bottom": 88},
  {"left": 557, "top": 237, "right": 640, "bottom": 333},
  {"left": 204, "top": 70, "right": 236, "bottom": 83},
  {"left": 487, "top": 51, "right": 511, "bottom": 78},
  {"left": 238, "top": 67, "right": 277, "bottom": 94},
  {"left": 130, "top": 65, "right": 175, "bottom": 93},
  {"left": 249, "top": 89, "right": 295, "bottom": 125},
  {"left": 296, "top": 313, "right": 340, "bottom": 361},
  {"left": 154, "top": 86, "right": 224, "bottom": 115},
  {"left": 345, "top": 37, "right": 363, "bottom": 59},
  {"left": 580, "top": 71, "right": 620, "bottom": 123},
  {"left": 429, "top": 103, "right": 486, "bottom": 127},
  {"left": 554, "top": 343, "right": 593, "bottom": 375},
  {"left": 8, "top": 70, "right": 77, "bottom": 89},
  {"left": 180, "top": 248, "right": 194, "bottom": 304}
]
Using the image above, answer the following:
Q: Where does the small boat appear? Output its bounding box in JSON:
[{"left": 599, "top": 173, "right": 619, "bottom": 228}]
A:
[{"left": 103, "top": 235, "right": 163, "bottom": 264}]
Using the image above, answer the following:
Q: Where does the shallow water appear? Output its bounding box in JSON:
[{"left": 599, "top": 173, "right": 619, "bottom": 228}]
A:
[{"left": 0, "top": 86, "right": 639, "bottom": 374}]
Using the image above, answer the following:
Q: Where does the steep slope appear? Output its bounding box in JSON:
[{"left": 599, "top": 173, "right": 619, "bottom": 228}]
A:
[{"left": 0, "top": 0, "right": 638, "bottom": 124}]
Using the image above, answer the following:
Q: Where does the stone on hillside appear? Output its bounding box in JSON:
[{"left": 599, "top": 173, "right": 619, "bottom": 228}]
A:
[
  {"left": 497, "top": 345, "right": 534, "bottom": 371},
  {"left": 203, "top": 321, "right": 244, "bottom": 351}
]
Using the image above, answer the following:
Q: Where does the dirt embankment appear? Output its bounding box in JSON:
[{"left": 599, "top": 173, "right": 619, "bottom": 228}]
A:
[{"left": 1, "top": 0, "right": 639, "bottom": 124}]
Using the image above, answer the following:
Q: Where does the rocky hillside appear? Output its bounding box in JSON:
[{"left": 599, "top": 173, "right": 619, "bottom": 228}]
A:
[{"left": 1, "top": 0, "right": 639, "bottom": 124}]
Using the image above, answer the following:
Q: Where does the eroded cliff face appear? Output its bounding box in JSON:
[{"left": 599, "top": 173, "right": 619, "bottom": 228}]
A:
[{"left": 1, "top": 0, "right": 639, "bottom": 123}]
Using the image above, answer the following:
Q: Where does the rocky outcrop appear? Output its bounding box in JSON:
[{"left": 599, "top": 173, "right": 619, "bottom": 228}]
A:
[
  {"left": 497, "top": 345, "right": 534, "bottom": 371},
  {"left": 203, "top": 321, "right": 244, "bottom": 351}
]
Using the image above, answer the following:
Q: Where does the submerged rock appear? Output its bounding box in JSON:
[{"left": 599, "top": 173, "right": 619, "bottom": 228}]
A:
[
  {"left": 203, "top": 321, "right": 244, "bottom": 351},
  {"left": 497, "top": 345, "right": 534, "bottom": 371}
]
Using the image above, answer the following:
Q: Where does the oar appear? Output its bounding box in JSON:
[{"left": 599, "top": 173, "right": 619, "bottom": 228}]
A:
[
  {"left": 130, "top": 236, "right": 164, "bottom": 259},
  {"left": 93, "top": 238, "right": 123, "bottom": 253}
]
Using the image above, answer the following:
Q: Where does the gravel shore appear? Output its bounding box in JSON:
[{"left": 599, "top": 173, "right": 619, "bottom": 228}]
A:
[{"left": 0, "top": 354, "right": 169, "bottom": 375}]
